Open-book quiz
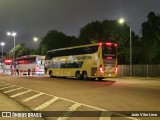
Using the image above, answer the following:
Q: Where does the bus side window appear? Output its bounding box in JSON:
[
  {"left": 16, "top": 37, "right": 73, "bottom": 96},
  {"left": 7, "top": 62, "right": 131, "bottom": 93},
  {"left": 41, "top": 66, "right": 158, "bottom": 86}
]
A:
[
  {"left": 79, "top": 61, "right": 83, "bottom": 68},
  {"left": 54, "top": 62, "right": 61, "bottom": 68},
  {"left": 60, "top": 62, "right": 65, "bottom": 68}
]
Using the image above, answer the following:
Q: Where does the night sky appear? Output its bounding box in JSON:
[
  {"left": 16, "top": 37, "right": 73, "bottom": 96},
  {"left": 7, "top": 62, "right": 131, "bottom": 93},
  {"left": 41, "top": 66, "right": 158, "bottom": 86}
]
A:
[{"left": 0, "top": 0, "right": 160, "bottom": 53}]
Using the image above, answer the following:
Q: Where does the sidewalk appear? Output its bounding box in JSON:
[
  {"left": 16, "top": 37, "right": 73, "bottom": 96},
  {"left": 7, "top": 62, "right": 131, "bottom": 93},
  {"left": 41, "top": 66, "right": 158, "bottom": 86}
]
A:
[{"left": 0, "top": 92, "right": 45, "bottom": 120}]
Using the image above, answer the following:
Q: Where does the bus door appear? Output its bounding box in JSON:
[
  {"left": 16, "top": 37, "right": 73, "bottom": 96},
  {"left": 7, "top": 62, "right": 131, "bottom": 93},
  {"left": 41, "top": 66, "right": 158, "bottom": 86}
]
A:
[{"left": 36, "top": 58, "right": 45, "bottom": 74}]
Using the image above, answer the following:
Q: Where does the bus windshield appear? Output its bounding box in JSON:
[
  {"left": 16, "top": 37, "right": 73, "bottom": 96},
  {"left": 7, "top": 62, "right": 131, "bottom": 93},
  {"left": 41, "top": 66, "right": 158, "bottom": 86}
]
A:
[
  {"left": 102, "top": 44, "right": 117, "bottom": 60},
  {"left": 17, "top": 57, "right": 36, "bottom": 64}
]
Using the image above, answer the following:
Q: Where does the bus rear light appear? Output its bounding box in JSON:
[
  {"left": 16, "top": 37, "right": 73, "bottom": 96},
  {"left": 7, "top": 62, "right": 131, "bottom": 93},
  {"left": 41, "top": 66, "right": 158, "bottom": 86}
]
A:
[
  {"left": 107, "top": 57, "right": 112, "bottom": 60},
  {"left": 99, "top": 64, "right": 104, "bottom": 73},
  {"left": 114, "top": 44, "right": 118, "bottom": 47},
  {"left": 106, "top": 43, "right": 112, "bottom": 46},
  {"left": 98, "top": 42, "right": 103, "bottom": 46},
  {"left": 4, "top": 59, "right": 12, "bottom": 63},
  {"left": 35, "top": 64, "right": 39, "bottom": 71},
  {"left": 115, "top": 66, "right": 118, "bottom": 74}
]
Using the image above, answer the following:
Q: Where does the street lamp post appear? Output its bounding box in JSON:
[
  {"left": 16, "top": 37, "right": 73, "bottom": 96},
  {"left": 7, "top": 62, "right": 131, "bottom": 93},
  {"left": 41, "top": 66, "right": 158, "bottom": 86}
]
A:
[
  {"left": 0, "top": 42, "right": 5, "bottom": 59},
  {"left": 7, "top": 32, "right": 17, "bottom": 67},
  {"left": 129, "top": 27, "right": 132, "bottom": 77},
  {"left": 118, "top": 18, "right": 132, "bottom": 76}
]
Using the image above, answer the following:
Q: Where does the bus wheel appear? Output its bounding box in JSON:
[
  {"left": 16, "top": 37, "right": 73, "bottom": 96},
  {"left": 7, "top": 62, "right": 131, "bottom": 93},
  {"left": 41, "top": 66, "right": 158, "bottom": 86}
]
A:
[
  {"left": 98, "top": 77, "right": 102, "bottom": 81},
  {"left": 28, "top": 69, "right": 31, "bottom": 76},
  {"left": 91, "top": 78, "right": 96, "bottom": 80},
  {"left": 82, "top": 71, "right": 88, "bottom": 80},
  {"left": 49, "top": 70, "right": 53, "bottom": 78},
  {"left": 16, "top": 69, "right": 19, "bottom": 75},
  {"left": 75, "top": 71, "right": 81, "bottom": 80}
]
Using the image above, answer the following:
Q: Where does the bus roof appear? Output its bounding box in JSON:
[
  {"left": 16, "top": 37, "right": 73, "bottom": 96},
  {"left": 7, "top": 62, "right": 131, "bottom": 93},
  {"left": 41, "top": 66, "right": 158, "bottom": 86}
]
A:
[
  {"left": 16, "top": 55, "right": 45, "bottom": 59},
  {"left": 47, "top": 43, "right": 99, "bottom": 53},
  {"left": 47, "top": 42, "right": 116, "bottom": 53}
]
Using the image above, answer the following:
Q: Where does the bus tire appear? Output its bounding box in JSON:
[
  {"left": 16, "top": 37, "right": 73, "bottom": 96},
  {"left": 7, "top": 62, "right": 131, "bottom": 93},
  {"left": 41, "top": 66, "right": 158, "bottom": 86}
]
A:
[
  {"left": 82, "top": 71, "right": 88, "bottom": 80},
  {"left": 16, "top": 69, "right": 19, "bottom": 75},
  {"left": 91, "top": 78, "right": 96, "bottom": 80},
  {"left": 28, "top": 69, "right": 31, "bottom": 76},
  {"left": 98, "top": 77, "right": 102, "bottom": 81},
  {"left": 75, "top": 71, "right": 81, "bottom": 80},
  {"left": 49, "top": 70, "right": 53, "bottom": 78}
]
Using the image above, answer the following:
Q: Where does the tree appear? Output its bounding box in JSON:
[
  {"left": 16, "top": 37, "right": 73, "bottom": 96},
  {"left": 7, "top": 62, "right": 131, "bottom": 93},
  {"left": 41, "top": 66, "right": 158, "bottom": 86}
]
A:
[
  {"left": 67, "top": 36, "right": 79, "bottom": 46},
  {"left": 141, "top": 12, "right": 160, "bottom": 64},
  {"left": 79, "top": 21, "right": 103, "bottom": 44},
  {"left": 7, "top": 43, "right": 31, "bottom": 58},
  {"left": 38, "top": 30, "right": 78, "bottom": 55},
  {"left": 79, "top": 19, "right": 139, "bottom": 64}
]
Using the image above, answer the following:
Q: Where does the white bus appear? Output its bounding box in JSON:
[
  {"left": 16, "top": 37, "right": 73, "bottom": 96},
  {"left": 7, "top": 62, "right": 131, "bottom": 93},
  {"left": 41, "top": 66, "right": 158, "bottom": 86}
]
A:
[
  {"left": 2, "top": 58, "right": 13, "bottom": 75},
  {"left": 16, "top": 55, "right": 45, "bottom": 75},
  {"left": 45, "top": 43, "right": 118, "bottom": 80}
]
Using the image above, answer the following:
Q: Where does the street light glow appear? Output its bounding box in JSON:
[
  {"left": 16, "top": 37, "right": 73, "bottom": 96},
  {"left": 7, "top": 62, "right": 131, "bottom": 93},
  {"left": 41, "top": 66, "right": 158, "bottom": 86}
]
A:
[
  {"left": 33, "top": 37, "right": 38, "bottom": 42},
  {"left": 7, "top": 32, "right": 17, "bottom": 36},
  {"left": 1, "top": 42, "right": 5, "bottom": 46},
  {"left": 118, "top": 18, "right": 125, "bottom": 24},
  {"left": 7, "top": 32, "right": 11, "bottom": 36},
  {"left": 12, "top": 32, "right": 17, "bottom": 36}
]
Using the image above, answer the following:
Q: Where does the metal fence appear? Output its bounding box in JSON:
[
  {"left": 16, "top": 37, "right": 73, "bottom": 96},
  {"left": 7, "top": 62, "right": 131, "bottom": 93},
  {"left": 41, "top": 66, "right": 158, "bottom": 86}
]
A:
[{"left": 118, "top": 65, "right": 160, "bottom": 77}]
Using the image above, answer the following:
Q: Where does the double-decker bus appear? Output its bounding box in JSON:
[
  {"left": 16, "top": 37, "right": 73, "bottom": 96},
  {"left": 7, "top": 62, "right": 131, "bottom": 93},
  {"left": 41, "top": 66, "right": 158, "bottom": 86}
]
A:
[
  {"left": 45, "top": 42, "right": 118, "bottom": 80},
  {"left": 16, "top": 55, "right": 45, "bottom": 75}
]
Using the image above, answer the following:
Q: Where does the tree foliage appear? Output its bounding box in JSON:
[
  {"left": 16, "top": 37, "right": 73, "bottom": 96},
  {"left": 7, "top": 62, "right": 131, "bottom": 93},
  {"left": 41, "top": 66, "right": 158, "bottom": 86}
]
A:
[
  {"left": 141, "top": 12, "right": 160, "bottom": 64},
  {"left": 79, "top": 20, "right": 141, "bottom": 64},
  {"left": 6, "top": 43, "right": 31, "bottom": 58},
  {"left": 38, "top": 30, "right": 78, "bottom": 55}
]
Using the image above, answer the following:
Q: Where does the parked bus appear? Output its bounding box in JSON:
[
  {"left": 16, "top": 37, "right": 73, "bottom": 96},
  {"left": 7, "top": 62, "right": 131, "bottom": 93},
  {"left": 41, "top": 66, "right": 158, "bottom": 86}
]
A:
[
  {"left": 2, "top": 58, "right": 13, "bottom": 75},
  {"left": 16, "top": 55, "right": 45, "bottom": 75},
  {"left": 45, "top": 43, "right": 118, "bottom": 80}
]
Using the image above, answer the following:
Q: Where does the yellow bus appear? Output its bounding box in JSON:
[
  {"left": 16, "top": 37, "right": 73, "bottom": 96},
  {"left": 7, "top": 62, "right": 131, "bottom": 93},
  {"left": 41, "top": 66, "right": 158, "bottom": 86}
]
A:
[{"left": 45, "top": 42, "right": 118, "bottom": 80}]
